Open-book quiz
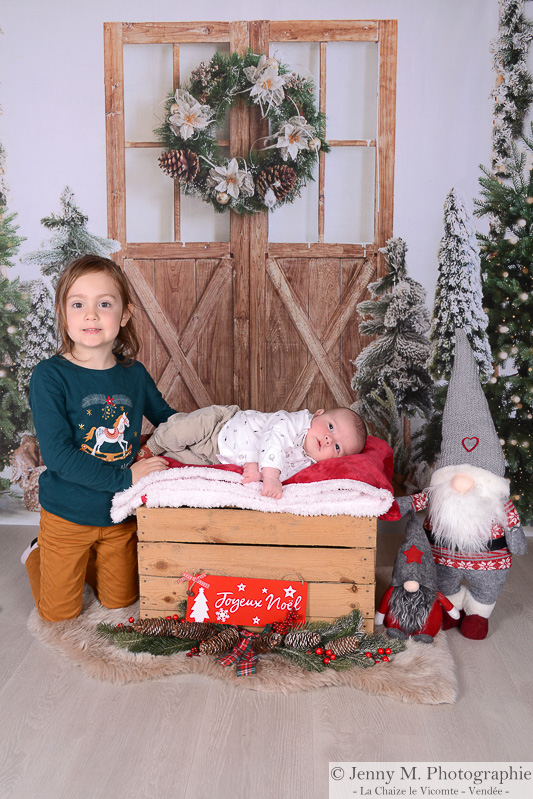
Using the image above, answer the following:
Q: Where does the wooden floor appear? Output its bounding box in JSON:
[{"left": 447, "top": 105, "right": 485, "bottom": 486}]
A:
[{"left": 1, "top": 521, "right": 532, "bottom": 799}]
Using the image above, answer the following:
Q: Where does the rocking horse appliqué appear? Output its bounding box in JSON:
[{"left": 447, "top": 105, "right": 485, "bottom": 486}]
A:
[{"left": 82, "top": 412, "right": 132, "bottom": 462}]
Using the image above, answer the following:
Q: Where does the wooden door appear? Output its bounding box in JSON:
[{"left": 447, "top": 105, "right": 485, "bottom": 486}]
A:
[{"left": 104, "top": 20, "right": 397, "bottom": 414}]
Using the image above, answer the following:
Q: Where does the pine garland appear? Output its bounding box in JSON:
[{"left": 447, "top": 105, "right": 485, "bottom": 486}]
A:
[
  {"left": 97, "top": 608, "right": 406, "bottom": 673},
  {"left": 154, "top": 50, "right": 329, "bottom": 215}
]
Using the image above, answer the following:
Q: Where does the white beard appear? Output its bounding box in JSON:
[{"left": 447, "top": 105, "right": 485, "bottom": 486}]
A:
[{"left": 428, "top": 464, "right": 509, "bottom": 553}]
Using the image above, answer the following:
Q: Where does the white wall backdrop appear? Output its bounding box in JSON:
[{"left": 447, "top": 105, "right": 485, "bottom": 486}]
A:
[{"left": 1, "top": 0, "right": 500, "bottom": 304}]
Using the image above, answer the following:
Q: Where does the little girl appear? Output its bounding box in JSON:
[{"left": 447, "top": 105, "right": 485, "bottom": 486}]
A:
[{"left": 23, "top": 255, "right": 174, "bottom": 622}]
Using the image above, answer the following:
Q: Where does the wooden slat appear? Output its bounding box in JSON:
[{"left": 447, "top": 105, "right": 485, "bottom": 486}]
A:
[
  {"left": 104, "top": 22, "right": 126, "bottom": 262},
  {"left": 307, "top": 259, "right": 342, "bottom": 410},
  {"left": 328, "top": 139, "right": 376, "bottom": 147},
  {"left": 265, "top": 257, "right": 309, "bottom": 411},
  {"left": 144, "top": 257, "right": 233, "bottom": 404},
  {"left": 269, "top": 20, "right": 379, "bottom": 42},
  {"left": 137, "top": 507, "right": 377, "bottom": 547},
  {"left": 266, "top": 257, "right": 353, "bottom": 407},
  {"left": 284, "top": 259, "right": 374, "bottom": 409},
  {"left": 154, "top": 259, "right": 196, "bottom": 410},
  {"left": 249, "top": 19, "right": 270, "bottom": 411},
  {"left": 196, "top": 259, "right": 234, "bottom": 404},
  {"left": 268, "top": 243, "right": 374, "bottom": 258},
  {"left": 230, "top": 20, "right": 251, "bottom": 408},
  {"left": 124, "top": 242, "right": 231, "bottom": 259},
  {"left": 375, "top": 19, "right": 398, "bottom": 276},
  {"left": 139, "top": 575, "right": 375, "bottom": 621},
  {"left": 139, "top": 542, "right": 376, "bottom": 584},
  {"left": 125, "top": 261, "right": 213, "bottom": 407},
  {"left": 121, "top": 22, "right": 231, "bottom": 43}
]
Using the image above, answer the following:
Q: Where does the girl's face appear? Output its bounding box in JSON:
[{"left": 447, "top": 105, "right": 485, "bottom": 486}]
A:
[{"left": 65, "top": 271, "right": 131, "bottom": 360}]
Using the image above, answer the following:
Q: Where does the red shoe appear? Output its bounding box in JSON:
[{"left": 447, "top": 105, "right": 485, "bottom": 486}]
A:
[
  {"left": 460, "top": 613, "right": 489, "bottom": 640},
  {"left": 441, "top": 609, "right": 464, "bottom": 630}
]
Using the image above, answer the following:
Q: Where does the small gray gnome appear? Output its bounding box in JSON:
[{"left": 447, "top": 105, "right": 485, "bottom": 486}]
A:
[
  {"left": 375, "top": 511, "right": 460, "bottom": 642},
  {"left": 396, "top": 328, "right": 527, "bottom": 640}
]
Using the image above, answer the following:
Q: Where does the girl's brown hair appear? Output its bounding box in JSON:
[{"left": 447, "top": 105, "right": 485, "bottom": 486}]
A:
[{"left": 55, "top": 255, "right": 140, "bottom": 363}]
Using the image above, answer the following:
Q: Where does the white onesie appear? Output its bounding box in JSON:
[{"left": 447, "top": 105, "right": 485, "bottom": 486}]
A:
[{"left": 217, "top": 409, "right": 315, "bottom": 481}]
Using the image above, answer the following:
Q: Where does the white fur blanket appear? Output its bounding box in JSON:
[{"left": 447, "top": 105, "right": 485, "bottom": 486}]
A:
[{"left": 111, "top": 464, "right": 395, "bottom": 523}]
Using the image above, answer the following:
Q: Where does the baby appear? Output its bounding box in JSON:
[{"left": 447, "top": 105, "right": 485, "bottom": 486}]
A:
[{"left": 136, "top": 405, "right": 367, "bottom": 499}]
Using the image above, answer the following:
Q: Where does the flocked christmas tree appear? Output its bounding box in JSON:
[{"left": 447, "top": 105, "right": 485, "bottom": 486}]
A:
[
  {"left": 22, "top": 187, "right": 120, "bottom": 286},
  {"left": 0, "top": 196, "right": 29, "bottom": 487},
  {"left": 475, "top": 133, "right": 533, "bottom": 523},
  {"left": 414, "top": 190, "right": 493, "bottom": 466},
  {"left": 491, "top": 0, "right": 533, "bottom": 174},
  {"left": 16, "top": 279, "right": 56, "bottom": 410},
  {"left": 351, "top": 238, "right": 433, "bottom": 458}
]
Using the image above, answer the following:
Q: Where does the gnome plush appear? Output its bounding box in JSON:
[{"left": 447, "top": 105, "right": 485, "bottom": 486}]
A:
[
  {"left": 396, "top": 328, "right": 527, "bottom": 640},
  {"left": 375, "top": 511, "right": 460, "bottom": 642}
]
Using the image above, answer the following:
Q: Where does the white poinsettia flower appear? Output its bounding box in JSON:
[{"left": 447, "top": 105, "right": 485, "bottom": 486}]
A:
[
  {"left": 275, "top": 118, "right": 313, "bottom": 161},
  {"left": 207, "top": 158, "right": 254, "bottom": 200},
  {"left": 247, "top": 65, "right": 286, "bottom": 109},
  {"left": 168, "top": 90, "right": 213, "bottom": 141},
  {"left": 243, "top": 54, "right": 279, "bottom": 84}
]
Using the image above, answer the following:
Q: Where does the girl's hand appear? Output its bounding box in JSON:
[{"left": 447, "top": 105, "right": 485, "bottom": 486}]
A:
[{"left": 130, "top": 457, "right": 169, "bottom": 485}]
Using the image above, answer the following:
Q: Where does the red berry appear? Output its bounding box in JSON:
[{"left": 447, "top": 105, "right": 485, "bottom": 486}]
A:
[
  {"left": 118, "top": 623, "right": 123, "bottom": 628},
  {"left": 329, "top": 653, "right": 337, "bottom": 661},
  {"left": 364, "top": 651, "right": 372, "bottom": 658},
  {"left": 377, "top": 647, "right": 384, "bottom": 655},
  {"left": 374, "top": 657, "right": 381, "bottom": 663},
  {"left": 128, "top": 617, "right": 135, "bottom": 623},
  {"left": 166, "top": 616, "right": 171, "bottom": 619},
  {"left": 323, "top": 657, "right": 331, "bottom": 665},
  {"left": 385, "top": 648, "right": 392, "bottom": 655},
  {"left": 325, "top": 649, "right": 333, "bottom": 657},
  {"left": 173, "top": 614, "right": 179, "bottom": 620},
  {"left": 382, "top": 656, "right": 390, "bottom": 662},
  {"left": 315, "top": 647, "right": 324, "bottom": 656}
]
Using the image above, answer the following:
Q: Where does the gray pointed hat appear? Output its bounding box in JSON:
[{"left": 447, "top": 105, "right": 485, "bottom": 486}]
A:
[
  {"left": 437, "top": 328, "right": 506, "bottom": 476},
  {"left": 392, "top": 511, "right": 437, "bottom": 590}
]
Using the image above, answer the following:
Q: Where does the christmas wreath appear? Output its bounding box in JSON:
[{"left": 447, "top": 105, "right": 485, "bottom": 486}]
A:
[{"left": 155, "top": 50, "right": 329, "bottom": 214}]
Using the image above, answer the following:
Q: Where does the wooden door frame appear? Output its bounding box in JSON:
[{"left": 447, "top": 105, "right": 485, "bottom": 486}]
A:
[{"left": 104, "top": 19, "right": 397, "bottom": 410}]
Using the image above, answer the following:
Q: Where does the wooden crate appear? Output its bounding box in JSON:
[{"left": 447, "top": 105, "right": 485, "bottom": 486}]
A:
[{"left": 137, "top": 508, "right": 377, "bottom": 631}]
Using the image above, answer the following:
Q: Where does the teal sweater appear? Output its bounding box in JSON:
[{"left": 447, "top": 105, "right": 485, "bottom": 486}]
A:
[{"left": 30, "top": 355, "right": 175, "bottom": 526}]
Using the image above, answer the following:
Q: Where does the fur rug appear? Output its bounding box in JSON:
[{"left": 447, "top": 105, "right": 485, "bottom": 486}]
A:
[{"left": 27, "top": 587, "right": 458, "bottom": 704}]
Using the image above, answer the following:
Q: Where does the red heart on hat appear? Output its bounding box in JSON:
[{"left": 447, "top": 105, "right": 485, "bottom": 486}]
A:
[{"left": 462, "top": 437, "right": 479, "bottom": 452}]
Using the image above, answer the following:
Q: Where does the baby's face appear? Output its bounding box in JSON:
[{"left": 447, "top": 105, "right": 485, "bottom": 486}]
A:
[{"left": 303, "top": 409, "right": 362, "bottom": 462}]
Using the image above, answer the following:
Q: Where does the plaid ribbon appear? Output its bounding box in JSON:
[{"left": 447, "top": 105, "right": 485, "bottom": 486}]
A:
[
  {"left": 177, "top": 572, "right": 210, "bottom": 589},
  {"left": 218, "top": 630, "right": 258, "bottom": 676}
]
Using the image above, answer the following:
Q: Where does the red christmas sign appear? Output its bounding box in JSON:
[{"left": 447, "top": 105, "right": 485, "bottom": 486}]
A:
[{"left": 184, "top": 574, "right": 308, "bottom": 627}]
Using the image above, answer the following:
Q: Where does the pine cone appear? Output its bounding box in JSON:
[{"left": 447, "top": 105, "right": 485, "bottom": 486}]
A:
[
  {"left": 256, "top": 165, "right": 297, "bottom": 201},
  {"left": 283, "top": 630, "right": 322, "bottom": 650},
  {"left": 132, "top": 617, "right": 181, "bottom": 636},
  {"left": 199, "top": 626, "right": 240, "bottom": 655},
  {"left": 252, "top": 631, "right": 282, "bottom": 654},
  {"left": 173, "top": 621, "right": 215, "bottom": 641},
  {"left": 158, "top": 149, "right": 200, "bottom": 182},
  {"left": 325, "top": 636, "right": 360, "bottom": 656}
]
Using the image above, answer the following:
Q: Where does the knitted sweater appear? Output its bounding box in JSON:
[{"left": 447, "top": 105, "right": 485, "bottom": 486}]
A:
[{"left": 30, "top": 355, "right": 175, "bottom": 526}]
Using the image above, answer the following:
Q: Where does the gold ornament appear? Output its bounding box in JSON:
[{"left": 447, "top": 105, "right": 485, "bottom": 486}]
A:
[
  {"left": 308, "top": 137, "right": 321, "bottom": 151},
  {"left": 216, "top": 191, "right": 230, "bottom": 205}
]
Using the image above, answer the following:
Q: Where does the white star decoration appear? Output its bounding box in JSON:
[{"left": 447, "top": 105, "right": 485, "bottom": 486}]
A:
[
  {"left": 237, "top": 583, "right": 246, "bottom": 592},
  {"left": 284, "top": 586, "right": 296, "bottom": 598},
  {"left": 262, "top": 588, "right": 268, "bottom": 593},
  {"left": 252, "top": 617, "right": 261, "bottom": 625}
]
